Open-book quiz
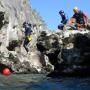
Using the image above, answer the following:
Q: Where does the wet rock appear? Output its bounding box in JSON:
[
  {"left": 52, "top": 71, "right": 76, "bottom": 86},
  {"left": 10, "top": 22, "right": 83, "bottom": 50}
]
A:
[
  {"left": 27, "top": 51, "right": 54, "bottom": 73},
  {"left": 37, "top": 32, "right": 61, "bottom": 61},
  {"left": 43, "top": 30, "right": 90, "bottom": 77},
  {"left": 7, "top": 40, "right": 22, "bottom": 51}
]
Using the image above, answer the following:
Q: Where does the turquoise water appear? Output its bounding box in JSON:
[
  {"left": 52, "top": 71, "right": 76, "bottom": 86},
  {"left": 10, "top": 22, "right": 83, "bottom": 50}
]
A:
[{"left": 0, "top": 74, "right": 90, "bottom": 90}]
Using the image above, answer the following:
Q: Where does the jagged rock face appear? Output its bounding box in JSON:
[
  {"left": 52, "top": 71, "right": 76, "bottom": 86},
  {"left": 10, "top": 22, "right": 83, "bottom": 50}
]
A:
[
  {"left": 37, "top": 31, "right": 61, "bottom": 66},
  {"left": 0, "top": 0, "right": 53, "bottom": 74},
  {"left": 37, "top": 30, "right": 90, "bottom": 76},
  {"left": 0, "top": 0, "right": 48, "bottom": 47},
  {"left": 74, "top": 33, "right": 90, "bottom": 65},
  {"left": 58, "top": 32, "right": 90, "bottom": 76}
]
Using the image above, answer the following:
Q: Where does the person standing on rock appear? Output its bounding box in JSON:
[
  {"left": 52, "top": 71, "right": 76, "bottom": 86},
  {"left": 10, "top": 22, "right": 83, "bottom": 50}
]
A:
[
  {"left": 69, "top": 7, "right": 89, "bottom": 30},
  {"left": 58, "top": 10, "right": 68, "bottom": 30},
  {"left": 23, "top": 22, "right": 32, "bottom": 52}
]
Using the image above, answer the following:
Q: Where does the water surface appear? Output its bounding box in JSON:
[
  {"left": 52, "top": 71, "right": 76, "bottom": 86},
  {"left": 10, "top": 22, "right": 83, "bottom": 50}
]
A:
[{"left": 0, "top": 74, "right": 90, "bottom": 90}]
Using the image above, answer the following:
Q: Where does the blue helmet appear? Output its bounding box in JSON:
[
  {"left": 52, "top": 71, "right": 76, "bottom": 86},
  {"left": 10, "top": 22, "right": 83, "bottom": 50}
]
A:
[{"left": 59, "top": 10, "right": 64, "bottom": 14}]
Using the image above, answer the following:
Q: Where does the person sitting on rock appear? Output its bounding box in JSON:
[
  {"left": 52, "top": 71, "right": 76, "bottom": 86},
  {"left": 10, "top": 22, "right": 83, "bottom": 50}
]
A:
[
  {"left": 58, "top": 10, "right": 68, "bottom": 30},
  {"left": 23, "top": 22, "right": 32, "bottom": 52},
  {"left": 69, "top": 7, "right": 88, "bottom": 30}
]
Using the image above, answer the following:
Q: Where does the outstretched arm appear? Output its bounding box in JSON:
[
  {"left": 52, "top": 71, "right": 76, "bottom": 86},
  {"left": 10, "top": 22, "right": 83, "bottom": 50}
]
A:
[{"left": 83, "top": 13, "right": 88, "bottom": 24}]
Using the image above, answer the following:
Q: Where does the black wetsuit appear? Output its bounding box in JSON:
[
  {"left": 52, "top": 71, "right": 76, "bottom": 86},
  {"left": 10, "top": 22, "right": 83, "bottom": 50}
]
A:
[
  {"left": 72, "top": 11, "right": 85, "bottom": 25},
  {"left": 23, "top": 22, "right": 32, "bottom": 52}
]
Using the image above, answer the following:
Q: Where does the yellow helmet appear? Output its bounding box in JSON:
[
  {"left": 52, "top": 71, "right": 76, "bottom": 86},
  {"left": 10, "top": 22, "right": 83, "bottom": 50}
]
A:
[{"left": 73, "top": 7, "right": 78, "bottom": 13}]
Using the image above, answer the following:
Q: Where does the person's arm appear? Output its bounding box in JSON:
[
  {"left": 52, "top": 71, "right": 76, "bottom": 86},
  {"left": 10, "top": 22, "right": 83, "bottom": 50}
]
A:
[
  {"left": 83, "top": 13, "right": 88, "bottom": 24},
  {"left": 69, "top": 17, "right": 76, "bottom": 25}
]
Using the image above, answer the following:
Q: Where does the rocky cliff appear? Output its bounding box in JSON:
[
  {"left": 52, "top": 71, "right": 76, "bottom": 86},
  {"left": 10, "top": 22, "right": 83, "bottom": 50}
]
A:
[
  {"left": 37, "top": 30, "right": 90, "bottom": 77},
  {"left": 0, "top": 0, "right": 53, "bottom": 74},
  {"left": 0, "top": 0, "right": 90, "bottom": 76}
]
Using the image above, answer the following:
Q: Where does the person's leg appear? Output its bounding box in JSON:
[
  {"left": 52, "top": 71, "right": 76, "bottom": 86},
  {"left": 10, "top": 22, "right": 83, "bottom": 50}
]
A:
[
  {"left": 68, "top": 24, "right": 77, "bottom": 30},
  {"left": 23, "top": 37, "right": 29, "bottom": 52},
  {"left": 58, "top": 24, "right": 64, "bottom": 30}
]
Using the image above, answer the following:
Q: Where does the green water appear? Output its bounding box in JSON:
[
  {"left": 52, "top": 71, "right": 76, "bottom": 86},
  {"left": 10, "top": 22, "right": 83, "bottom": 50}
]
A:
[{"left": 0, "top": 74, "right": 90, "bottom": 90}]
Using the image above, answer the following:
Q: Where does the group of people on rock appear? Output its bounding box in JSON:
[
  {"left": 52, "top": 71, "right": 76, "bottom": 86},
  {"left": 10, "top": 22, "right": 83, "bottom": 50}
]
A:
[
  {"left": 58, "top": 6, "right": 90, "bottom": 30},
  {"left": 23, "top": 6, "right": 90, "bottom": 53}
]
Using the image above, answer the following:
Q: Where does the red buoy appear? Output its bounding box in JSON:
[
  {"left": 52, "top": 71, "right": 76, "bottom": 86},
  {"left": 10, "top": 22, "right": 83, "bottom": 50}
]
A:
[{"left": 2, "top": 68, "right": 11, "bottom": 76}]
